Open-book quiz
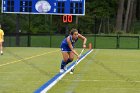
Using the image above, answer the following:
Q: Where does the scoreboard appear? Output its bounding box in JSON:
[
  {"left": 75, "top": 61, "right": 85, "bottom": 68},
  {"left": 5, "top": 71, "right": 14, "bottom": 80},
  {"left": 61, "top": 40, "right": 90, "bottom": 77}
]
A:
[{"left": 1, "top": 0, "right": 85, "bottom": 15}]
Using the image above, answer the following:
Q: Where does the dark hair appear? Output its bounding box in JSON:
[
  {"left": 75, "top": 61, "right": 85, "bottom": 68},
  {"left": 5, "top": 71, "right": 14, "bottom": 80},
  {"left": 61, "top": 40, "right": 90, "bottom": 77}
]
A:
[{"left": 70, "top": 29, "right": 78, "bottom": 35}]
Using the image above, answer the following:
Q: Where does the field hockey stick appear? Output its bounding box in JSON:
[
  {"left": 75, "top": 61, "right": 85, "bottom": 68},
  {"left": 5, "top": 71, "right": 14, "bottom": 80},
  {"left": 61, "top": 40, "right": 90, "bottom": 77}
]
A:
[
  {"left": 70, "top": 48, "right": 85, "bottom": 73},
  {"left": 75, "top": 48, "right": 85, "bottom": 65}
]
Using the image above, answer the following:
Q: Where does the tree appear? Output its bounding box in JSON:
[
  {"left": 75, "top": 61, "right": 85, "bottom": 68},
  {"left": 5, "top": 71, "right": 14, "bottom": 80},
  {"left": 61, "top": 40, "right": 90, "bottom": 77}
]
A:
[
  {"left": 136, "top": 0, "right": 140, "bottom": 20},
  {"left": 127, "top": 0, "right": 135, "bottom": 33},
  {"left": 115, "top": 0, "right": 124, "bottom": 32},
  {"left": 123, "top": 0, "right": 132, "bottom": 32},
  {"left": 0, "top": 0, "right": 140, "bottom": 34}
]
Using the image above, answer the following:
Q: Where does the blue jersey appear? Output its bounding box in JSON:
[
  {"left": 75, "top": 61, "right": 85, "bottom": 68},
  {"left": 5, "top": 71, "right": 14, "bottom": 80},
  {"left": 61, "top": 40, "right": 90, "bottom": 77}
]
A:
[{"left": 61, "top": 35, "right": 78, "bottom": 52}]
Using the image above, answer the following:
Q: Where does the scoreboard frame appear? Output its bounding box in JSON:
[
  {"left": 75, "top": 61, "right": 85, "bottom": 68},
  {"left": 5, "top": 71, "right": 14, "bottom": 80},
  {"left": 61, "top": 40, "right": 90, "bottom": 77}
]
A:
[{"left": 1, "top": 0, "right": 85, "bottom": 15}]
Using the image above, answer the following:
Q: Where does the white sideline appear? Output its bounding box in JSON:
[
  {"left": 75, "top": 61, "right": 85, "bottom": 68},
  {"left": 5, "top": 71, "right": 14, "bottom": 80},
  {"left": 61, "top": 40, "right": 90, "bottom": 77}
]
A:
[{"left": 35, "top": 49, "right": 93, "bottom": 93}]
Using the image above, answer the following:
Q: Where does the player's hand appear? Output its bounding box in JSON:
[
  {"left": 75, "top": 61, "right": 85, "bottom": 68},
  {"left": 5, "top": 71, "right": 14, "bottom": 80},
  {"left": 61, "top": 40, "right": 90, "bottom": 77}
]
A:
[
  {"left": 77, "top": 55, "right": 80, "bottom": 59},
  {"left": 83, "top": 44, "right": 86, "bottom": 49}
]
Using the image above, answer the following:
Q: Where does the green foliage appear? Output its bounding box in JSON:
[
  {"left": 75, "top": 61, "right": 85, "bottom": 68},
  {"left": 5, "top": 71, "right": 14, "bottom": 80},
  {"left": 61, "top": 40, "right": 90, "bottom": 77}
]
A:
[
  {"left": 1, "top": 14, "right": 16, "bottom": 33},
  {"left": 0, "top": 0, "right": 139, "bottom": 34},
  {"left": 86, "top": 0, "right": 117, "bottom": 18},
  {"left": 133, "top": 21, "right": 140, "bottom": 34}
]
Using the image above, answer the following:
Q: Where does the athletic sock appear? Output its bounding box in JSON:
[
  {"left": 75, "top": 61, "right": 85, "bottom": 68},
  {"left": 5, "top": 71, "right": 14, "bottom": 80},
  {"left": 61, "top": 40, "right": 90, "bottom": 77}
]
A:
[
  {"left": 66, "top": 58, "right": 73, "bottom": 64},
  {"left": 60, "top": 60, "right": 67, "bottom": 69}
]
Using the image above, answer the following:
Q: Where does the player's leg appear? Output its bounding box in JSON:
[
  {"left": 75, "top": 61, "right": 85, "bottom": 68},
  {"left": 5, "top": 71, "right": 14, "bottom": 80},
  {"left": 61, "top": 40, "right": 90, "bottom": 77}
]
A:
[
  {"left": 0, "top": 42, "right": 3, "bottom": 55},
  {"left": 60, "top": 52, "right": 69, "bottom": 73},
  {"left": 66, "top": 51, "right": 74, "bottom": 64}
]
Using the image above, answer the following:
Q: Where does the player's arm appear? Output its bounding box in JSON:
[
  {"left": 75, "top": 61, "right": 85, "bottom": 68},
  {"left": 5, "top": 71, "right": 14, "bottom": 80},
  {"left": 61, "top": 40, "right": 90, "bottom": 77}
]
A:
[
  {"left": 78, "top": 34, "right": 87, "bottom": 48},
  {"left": 67, "top": 36, "right": 79, "bottom": 57}
]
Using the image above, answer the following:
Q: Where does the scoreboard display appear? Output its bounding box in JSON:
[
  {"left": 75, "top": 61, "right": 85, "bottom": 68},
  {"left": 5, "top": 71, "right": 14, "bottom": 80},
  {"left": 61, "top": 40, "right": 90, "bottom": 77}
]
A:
[{"left": 1, "top": 0, "right": 85, "bottom": 15}]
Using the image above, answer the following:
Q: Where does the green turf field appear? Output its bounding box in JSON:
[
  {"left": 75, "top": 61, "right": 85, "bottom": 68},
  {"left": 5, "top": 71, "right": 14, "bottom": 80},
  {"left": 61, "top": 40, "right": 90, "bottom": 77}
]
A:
[{"left": 0, "top": 48, "right": 140, "bottom": 93}]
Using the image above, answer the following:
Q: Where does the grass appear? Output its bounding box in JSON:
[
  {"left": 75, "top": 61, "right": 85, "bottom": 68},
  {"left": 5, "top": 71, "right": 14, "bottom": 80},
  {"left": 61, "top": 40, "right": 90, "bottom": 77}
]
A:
[
  {"left": 0, "top": 47, "right": 61, "bottom": 93},
  {"left": 0, "top": 48, "right": 140, "bottom": 93},
  {"left": 48, "top": 49, "right": 140, "bottom": 93}
]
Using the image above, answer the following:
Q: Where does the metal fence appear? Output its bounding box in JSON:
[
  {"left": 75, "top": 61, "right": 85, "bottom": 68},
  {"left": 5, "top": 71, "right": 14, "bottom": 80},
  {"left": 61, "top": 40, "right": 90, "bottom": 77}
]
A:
[
  {"left": 93, "top": 35, "right": 140, "bottom": 49},
  {"left": 4, "top": 33, "right": 140, "bottom": 49}
]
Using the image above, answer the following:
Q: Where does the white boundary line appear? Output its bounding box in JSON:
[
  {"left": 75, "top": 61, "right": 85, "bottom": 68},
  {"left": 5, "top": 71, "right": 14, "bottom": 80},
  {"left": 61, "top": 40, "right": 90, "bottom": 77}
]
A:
[{"left": 34, "top": 49, "right": 93, "bottom": 93}]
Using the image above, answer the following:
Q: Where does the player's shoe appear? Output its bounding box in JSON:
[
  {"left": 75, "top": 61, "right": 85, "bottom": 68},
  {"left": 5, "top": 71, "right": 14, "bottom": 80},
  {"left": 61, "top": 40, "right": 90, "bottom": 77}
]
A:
[
  {"left": 60, "top": 69, "right": 64, "bottom": 73},
  {"left": 64, "top": 66, "right": 67, "bottom": 71}
]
